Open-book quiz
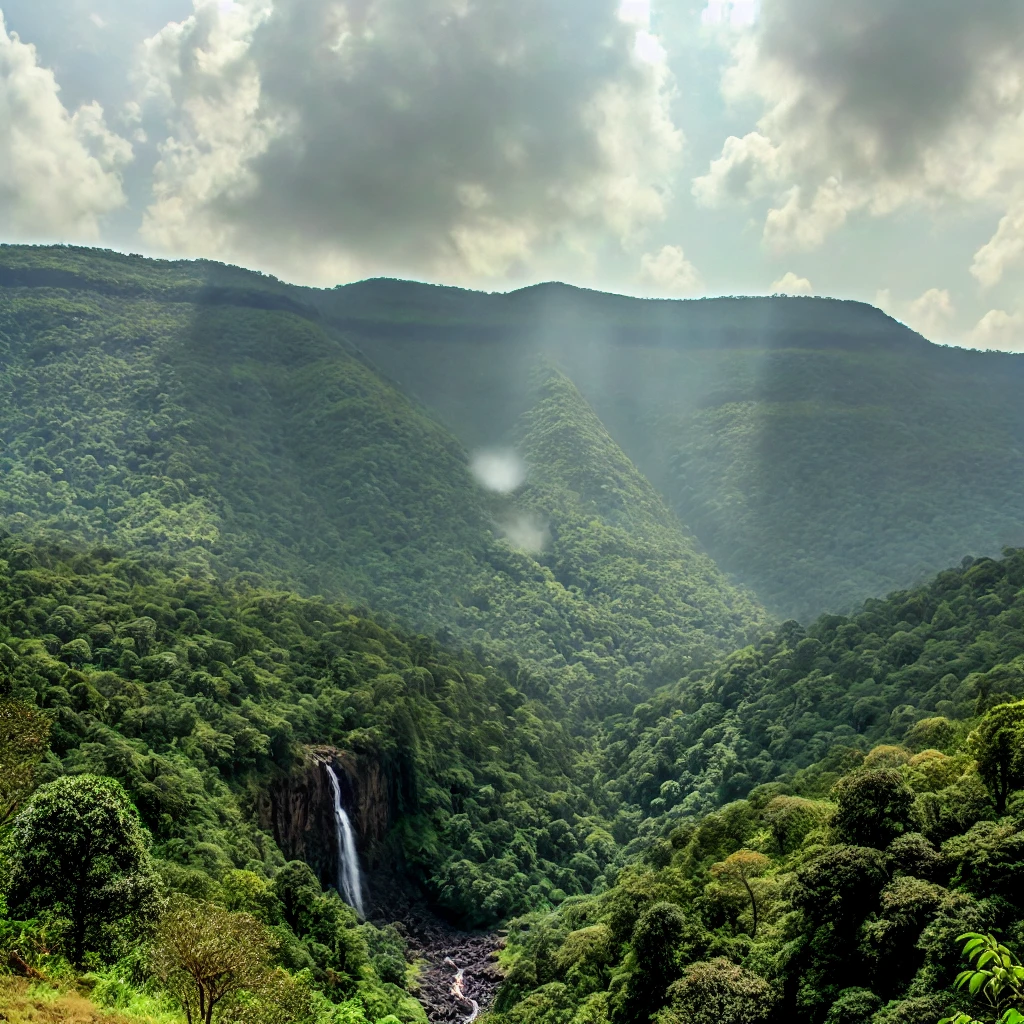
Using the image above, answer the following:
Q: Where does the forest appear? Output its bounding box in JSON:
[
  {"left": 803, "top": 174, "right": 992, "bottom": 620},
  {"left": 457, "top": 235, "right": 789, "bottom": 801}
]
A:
[{"left": 1, "top": 245, "right": 1023, "bottom": 1024}]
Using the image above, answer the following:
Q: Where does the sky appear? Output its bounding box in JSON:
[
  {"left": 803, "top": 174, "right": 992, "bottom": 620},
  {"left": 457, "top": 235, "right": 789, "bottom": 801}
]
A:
[{"left": 1, "top": 0, "right": 1022, "bottom": 350}]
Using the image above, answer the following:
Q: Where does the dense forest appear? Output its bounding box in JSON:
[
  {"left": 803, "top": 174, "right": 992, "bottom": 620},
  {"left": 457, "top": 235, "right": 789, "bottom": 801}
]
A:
[
  {"left": 326, "top": 277, "right": 1024, "bottom": 620},
  {"left": 0, "top": 246, "right": 765, "bottom": 717},
  {"left": 2, "top": 246, "right": 1024, "bottom": 1024}
]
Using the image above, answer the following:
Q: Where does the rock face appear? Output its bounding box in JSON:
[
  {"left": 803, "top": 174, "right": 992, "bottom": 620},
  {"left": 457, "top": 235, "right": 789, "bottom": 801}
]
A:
[{"left": 257, "top": 746, "right": 398, "bottom": 890}]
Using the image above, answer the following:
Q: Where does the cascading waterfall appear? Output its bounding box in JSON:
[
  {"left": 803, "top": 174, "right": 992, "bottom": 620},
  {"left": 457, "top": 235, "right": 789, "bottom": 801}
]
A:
[{"left": 326, "top": 763, "right": 366, "bottom": 918}]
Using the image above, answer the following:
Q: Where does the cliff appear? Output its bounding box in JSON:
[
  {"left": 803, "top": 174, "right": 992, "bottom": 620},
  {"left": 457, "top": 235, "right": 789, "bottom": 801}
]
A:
[{"left": 257, "top": 746, "right": 398, "bottom": 891}]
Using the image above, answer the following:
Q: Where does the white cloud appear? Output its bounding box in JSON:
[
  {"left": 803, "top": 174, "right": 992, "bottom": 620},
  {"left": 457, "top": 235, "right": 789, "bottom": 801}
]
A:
[
  {"left": 701, "top": 1, "right": 758, "bottom": 28},
  {"left": 639, "top": 244, "right": 702, "bottom": 295},
  {"left": 697, "top": 0, "right": 1024, "bottom": 250},
  {"left": 500, "top": 513, "right": 549, "bottom": 554},
  {"left": 692, "top": 130, "right": 783, "bottom": 207},
  {"left": 907, "top": 287, "right": 957, "bottom": 340},
  {"left": 137, "top": 0, "right": 683, "bottom": 285},
  {"left": 875, "top": 286, "right": 958, "bottom": 343},
  {"left": 969, "top": 308, "right": 1024, "bottom": 352},
  {"left": 771, "top": 271, "right": 812, "bottom": 295},
  {"left": 0, "top": 12, "right": 131, "bottom": 238},
  {"left": 971, "top": 197, "right": 1024, "bottom": 288},
  {"left": 763, "top": 179, "right": 854, "bottom": 252},
  {"left": 470, "top": 449, "right": 527, "bottom": 494}
]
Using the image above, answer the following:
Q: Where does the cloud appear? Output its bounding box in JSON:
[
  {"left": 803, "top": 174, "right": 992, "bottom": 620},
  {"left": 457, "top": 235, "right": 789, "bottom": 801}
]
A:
[
  {"left": 907, "top": 288, "right": 956, "bottom": 340},
  {"left": 763, "top": 179, "right": 853, "bottom": 252},
  {"left": 771, "top": 271, "right": 812, "bottom": 295},
  {"left": 639, "top": 244, "right": 702, "bottom": 295},
  {"left": 876, "top": 286, "right": 958, "bottom": 342},
  {"left": 500, "top": 513, "right": 549, "bottom": 554},
  {"left": 470, "top": 449, "right": 527, "bottom": 494},
  {"left": 971, "top": 197, "right": 1024, "bottom": 288},
  {"left": 137, "top": 0, "right": 683, "bottom": 285},
  {"left": 969, "top": 308, "right": 1024, "bottom": 352},
  {"left": 0, "top": 12, "right": 131, "bottom": 238},
  {"left": 696, "top": 0, "right": 1024, "bottom": 250}
]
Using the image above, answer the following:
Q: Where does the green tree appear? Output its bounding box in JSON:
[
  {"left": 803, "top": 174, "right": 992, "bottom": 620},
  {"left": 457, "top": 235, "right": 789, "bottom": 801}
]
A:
[
  {"left": 5, "top": 774, "right": 158, "bottom": 964},
  {"left": 152, "top": 895, "right": 276, "bottom": 1024},
  {"left": 618, "top": 901, "right": 692, "bottom": 1023},
  {"left": 0, "top": 698, "right": 49, "bottom": 829},
  {"left": 970, "top": 702, "right": 1024, "bottom": 814},
  {"left": 709, "top": 849, "right": 771, "bottom": 938},
  {"left": 657, "top": 958, "right": 776, "bottom": 1024},
  {"left": 832, "top": 768, "right": 917, "bottom": 848}
]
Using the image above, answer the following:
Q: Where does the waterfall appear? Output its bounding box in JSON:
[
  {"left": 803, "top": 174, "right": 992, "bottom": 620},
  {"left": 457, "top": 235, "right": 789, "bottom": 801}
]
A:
[{"left": 326, "top": 763, "right": 366, "bottom": 918}]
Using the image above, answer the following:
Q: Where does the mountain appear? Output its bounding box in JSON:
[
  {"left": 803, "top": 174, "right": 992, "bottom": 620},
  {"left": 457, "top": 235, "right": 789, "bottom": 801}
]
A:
[
  {"left": 317, "top": 278, "right": 1024, "bottom": 620},
  {"left": 7, "top": 244, "right": 1024, "bottom": 624},
  {"left": 495, "top": 546, "right": 1024, "bottom": 1024},
  {"left": 5, "top": 245, "right": 1024, "bottom": 1024},
  {"left": 0, "top": 245, "right": 765, "bottom": 711}
]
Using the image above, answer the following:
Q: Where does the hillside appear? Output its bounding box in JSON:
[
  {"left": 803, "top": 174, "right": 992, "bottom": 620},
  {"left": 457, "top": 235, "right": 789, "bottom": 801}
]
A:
[
  {"left": 495, "top": 546, "right": 1024, "bottom": 1024},
  {"left": 5, "top": 535, "right": 1024, "bottom": 1023},
  {"left": 5, "top": 244, "right": 1024, "bottom": 624},
  {"left": 0, "top": 245, "right": 765, "bottom": 712},
  {"left": 5, "top": 244, "right": 1024, "bottom": 1024},
  {"left": 320, "top": 279, "right": 1024, "bottom": 620}
]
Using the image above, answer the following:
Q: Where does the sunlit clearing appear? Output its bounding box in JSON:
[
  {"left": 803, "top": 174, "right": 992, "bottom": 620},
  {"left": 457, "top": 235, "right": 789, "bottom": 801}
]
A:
[{"left": 470, "top": 449, "right": 527, "bottom": 493}]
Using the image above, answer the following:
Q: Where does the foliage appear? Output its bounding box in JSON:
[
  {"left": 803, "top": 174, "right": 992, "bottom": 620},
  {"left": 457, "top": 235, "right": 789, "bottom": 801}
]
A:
[
  {"left": 708, "top": 850, "right": 770, "bottom": 937},
  {"left": 0, "top": 246, "right": 766, "bottom": 729},
  {"left": 607, "top": 548, "right": 1024, "bottom": 822},
  {"left": 320, "top": 272, "right": 1024, "bottom": 621},
  {"left": 833, "top": 769, "right": 918, "bottom": 848},
  {"left": 657, "top": 958, "right": 776, "bottom": 1024},
  {"left": 152, "top": 895, "right": 275, "bottom": 1024},
  {"left": 969, "top": 704, "right": 1024, "bottom": 814},
  {"left": 938, "top": 933, "right": 1024, "bottom": 1024},
  {"left": 0, "top": 698, "right": 49, "bottom": 828},
  {"left": 4, "top": 774, "right": 159, "bottom": 965}
]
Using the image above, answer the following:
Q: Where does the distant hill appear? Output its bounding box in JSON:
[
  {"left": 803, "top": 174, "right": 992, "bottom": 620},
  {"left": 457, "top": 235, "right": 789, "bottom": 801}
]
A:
[
  {"left": 5, "top": 243, "right": 1023, "bottom": 623},
  {"left": 318, "top": 278, "right": 1024, "bottom": 619},
  {"left": 0, "top": 245, "right": 765, "bottom": 711}
]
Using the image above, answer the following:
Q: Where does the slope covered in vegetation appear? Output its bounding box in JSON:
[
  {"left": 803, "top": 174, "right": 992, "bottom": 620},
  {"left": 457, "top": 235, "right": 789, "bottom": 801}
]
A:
[
  {"left": 325, "top": 279, "right": 1024, "bottom": 620},
  {"left": 0, "top": 245, "right": 765, "bottom": 714},
  {"left": 4, "top": 244, "right": 1024, "bottom": 1024},
  {"left": 494, "top": 547, "right": 1024, "bottom": 1024},
  {"left": 5, "top": 541, "right": 1024, "bottom": 1023}
]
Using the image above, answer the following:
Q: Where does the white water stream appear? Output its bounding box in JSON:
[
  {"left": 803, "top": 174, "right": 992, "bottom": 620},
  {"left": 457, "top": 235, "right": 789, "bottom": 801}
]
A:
[
  {"left": 444, "top": 957, "right": 480, "bottom": 1023},
  {"left": 326, "top": 763, "right": 366, "bottom": 918}
]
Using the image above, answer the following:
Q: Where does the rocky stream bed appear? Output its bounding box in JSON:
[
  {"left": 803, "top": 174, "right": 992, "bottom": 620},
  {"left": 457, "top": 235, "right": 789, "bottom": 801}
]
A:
[{"left": 370, "top": 883, "right": 504, "bottom": 1024}]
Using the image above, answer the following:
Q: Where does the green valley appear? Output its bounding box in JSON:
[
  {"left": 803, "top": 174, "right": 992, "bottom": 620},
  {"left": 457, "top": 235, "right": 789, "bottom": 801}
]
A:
[{"left": 2, "top": 245, "right": 1024, "bottom": 1024}]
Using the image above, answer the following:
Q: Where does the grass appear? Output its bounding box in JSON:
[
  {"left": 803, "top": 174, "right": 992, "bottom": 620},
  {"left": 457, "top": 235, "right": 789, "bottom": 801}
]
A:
[{"left": 0, "top": 977, "right": 184, "bottom": 1024}]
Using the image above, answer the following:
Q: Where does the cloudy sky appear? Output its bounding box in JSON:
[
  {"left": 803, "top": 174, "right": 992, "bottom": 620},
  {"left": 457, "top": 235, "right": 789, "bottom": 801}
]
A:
[{"left": 2, "top": 0, "right": 1023, "bottom": 350}]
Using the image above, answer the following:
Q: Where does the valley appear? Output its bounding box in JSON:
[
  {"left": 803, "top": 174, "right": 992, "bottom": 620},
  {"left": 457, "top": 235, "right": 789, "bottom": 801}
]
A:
[{"left": 1, "top": 246, "right": 1023, "bottom": 1024}]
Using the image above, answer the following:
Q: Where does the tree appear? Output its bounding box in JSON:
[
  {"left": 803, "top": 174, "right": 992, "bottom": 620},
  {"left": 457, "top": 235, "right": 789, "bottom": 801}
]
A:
[
  {"left": 152, "top": 896, "right": 275, "bottom": 1024},
  {"left": 5, "top": 774, "right": 158, "bottom": 964},
  {"left": 0, "top": 699, "right": 50, "bottom": 829},
  {"left": 832, "top": 768, "right": 917, "bottom": 848},
  {"left": 657, "top": 958, "right": 776, "bottom": 1024},
  {"left": 970, "top": 702, "right": 1024, "bottom": 814},
  {"left": 709, "top": 849, "right": 771, "bottom": 938},
  {"left": 793, "top": 845, "right": 889, "bottom": 927},
  {"left": 617, "top": 902, "right": 694, "bottom": 1024}
]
